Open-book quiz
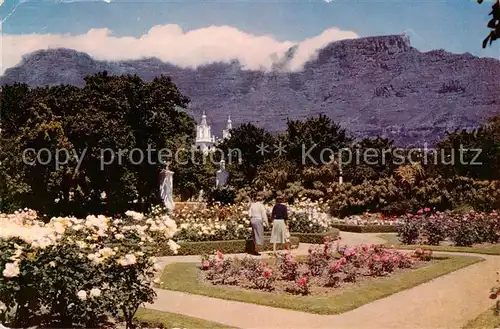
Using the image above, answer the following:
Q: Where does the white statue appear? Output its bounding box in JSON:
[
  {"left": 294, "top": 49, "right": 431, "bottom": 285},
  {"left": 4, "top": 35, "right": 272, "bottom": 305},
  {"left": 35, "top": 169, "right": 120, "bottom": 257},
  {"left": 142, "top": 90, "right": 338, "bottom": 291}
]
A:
[
  {"left": 197, "top": 189, "right": 204, "bottom": 202},
  {"left": 160, "top": 163, "right": 175, "bottom": 211},
  {"left": 215, "top": 160, "right": 229, "bottom": 187}
]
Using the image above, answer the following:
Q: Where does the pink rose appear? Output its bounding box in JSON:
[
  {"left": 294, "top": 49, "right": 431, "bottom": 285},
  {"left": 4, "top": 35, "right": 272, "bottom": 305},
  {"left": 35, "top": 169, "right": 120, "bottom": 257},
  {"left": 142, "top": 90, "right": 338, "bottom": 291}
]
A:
[
  {"left": 202, "top": 260, "right": 210, "bottom": 269},
  {"left": 424, "top": 208, "right": 431, "bottom": 212},
  {"left": 417, "top": 209, "right": 423, "bottom": 215}
]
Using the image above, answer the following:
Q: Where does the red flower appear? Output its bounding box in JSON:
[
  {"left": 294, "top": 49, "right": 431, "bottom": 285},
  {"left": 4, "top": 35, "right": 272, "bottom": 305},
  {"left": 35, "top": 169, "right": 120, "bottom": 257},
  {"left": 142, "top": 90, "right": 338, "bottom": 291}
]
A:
[
  {"left": 424, "top": 208, "right": 431, "bottom": 212},
  {"left": 392, "top": 256, "right": 400, "bottom": 263},
  {"left": 381, "top": 255, "right": 389, "bottom": 262},
  {"left": 297, "top": 276, "right": 308, "bottom": 287},
  {"left": 417, "top": 209, "right": 424, "bottom": 215},
  {"left": 339, "top": 257, "right": 347, "bottom": 265},
  {"left": 264, "top": 270, "right": 272, "bottom": 278}
]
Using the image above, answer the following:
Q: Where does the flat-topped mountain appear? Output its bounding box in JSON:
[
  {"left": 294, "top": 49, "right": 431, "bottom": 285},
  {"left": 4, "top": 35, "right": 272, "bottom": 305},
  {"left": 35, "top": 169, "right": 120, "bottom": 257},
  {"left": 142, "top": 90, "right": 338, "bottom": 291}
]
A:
[{"left": 2, "top": 35, "right": 499, "bottom": 146}]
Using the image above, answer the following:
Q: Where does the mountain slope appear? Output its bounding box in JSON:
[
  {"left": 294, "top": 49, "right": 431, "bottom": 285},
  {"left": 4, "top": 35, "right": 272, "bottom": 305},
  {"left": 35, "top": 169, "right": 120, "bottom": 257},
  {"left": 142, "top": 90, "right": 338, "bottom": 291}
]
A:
[{"left": 2, "top": 35, "right": 499, "bottom": 146}]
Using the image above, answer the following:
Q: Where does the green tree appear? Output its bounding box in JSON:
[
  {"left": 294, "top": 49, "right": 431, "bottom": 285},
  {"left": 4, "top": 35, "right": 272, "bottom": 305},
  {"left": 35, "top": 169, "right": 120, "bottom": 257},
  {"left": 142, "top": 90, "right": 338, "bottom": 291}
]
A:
[
  {"left": 343, "top": 137, "right": 398, "bottom": 184},
  {"left": 0, "top": 72, "right": 194, "bottom": 216},
  {"left": 217, "top": 123, "right": 276, "bottom": 188},
  {"left": 437, "top": 116, "right": 500, "bottom": 181},
  {"left": 284, "top": 114, "right": 352, "bottom": 169},
  {"left": 478, "top": 0, "right": 500, "bottom": 47}
]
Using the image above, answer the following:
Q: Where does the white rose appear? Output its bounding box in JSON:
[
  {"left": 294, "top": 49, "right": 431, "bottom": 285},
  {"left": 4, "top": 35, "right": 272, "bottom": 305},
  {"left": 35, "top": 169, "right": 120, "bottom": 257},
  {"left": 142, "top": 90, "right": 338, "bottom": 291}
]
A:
[
  {"left": 77, "top": 290, "right": 87, "bottom": 301},
  {"left": 90, "top": 288, "right": 101, "bottom": 298},
  {"left": 3, "top": 262, "right": 20, "bottom": 278}
]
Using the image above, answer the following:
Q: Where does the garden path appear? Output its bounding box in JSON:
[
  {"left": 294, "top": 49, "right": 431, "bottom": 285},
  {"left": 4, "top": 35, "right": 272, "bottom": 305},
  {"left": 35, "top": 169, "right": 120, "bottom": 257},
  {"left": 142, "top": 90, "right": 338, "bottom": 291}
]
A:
[{"left": 150, "top": 233, "right": 496, "bottom": 329}]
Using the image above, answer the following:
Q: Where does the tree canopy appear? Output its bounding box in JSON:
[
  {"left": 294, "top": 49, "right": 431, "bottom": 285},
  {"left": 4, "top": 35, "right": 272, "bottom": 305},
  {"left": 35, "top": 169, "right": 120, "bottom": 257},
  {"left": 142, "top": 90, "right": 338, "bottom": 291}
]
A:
[{"left": 478, "top": 0, "right": 500, "bottom": 47}]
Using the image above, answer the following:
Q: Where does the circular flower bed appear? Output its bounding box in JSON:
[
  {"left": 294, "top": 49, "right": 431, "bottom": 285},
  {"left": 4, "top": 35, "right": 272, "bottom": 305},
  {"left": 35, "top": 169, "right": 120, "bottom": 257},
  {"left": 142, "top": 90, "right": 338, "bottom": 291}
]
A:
[{"left": 200, "top": 238, "right": 433, "bottom": 296}]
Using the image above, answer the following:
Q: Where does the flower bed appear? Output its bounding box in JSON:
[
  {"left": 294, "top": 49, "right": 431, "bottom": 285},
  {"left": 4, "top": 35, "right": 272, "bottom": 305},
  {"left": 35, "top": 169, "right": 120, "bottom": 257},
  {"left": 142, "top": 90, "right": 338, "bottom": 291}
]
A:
[
  {"left": 169, "top": 200, "right": 335, "bottom": 243},
  {"left": 397, "top": 209, "right": 500, "bottom": 247},
  {"left": 0, "top": 209, "right": 179, "bottom": 328},
  {"left": 199, "top": 238, "right": 433, "bottom": 296}
]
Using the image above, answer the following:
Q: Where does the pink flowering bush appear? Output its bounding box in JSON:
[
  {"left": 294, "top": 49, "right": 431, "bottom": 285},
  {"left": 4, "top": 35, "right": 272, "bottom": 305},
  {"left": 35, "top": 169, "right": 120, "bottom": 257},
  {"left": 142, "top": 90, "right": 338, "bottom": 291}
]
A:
[
  {"left": 201, "top": 242, "right": 430, "bottom": 296},
  {"left": 276, "top": 251, "right": 299, "bottom": 281},
  {"left": 397, "top": 209, "right": 500, "bottom": 247},
  {"left": 240, "top": 258, "right": 275, "bottom": 291},
  {"left": 203, "top": 251, "right": 239, "bottom": 285},
  {"left": 286, "top": 275, "right": 311, "bottom": 295}
]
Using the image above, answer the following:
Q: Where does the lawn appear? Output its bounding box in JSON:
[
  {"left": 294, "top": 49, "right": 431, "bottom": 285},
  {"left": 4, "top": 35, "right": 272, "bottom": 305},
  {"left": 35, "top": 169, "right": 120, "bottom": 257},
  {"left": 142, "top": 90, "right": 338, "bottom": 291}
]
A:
[
  {"left": 134, "top": 308, "right": 236, "bottom": 328},
  {"left": 378, "top": 234, "right": 500, "bottom": 255},
  {"left": 463, "top": 307, "right": 500, "bottom": 329},
  {"left": 158, "top": 255, "right": 482, "bottom": 315}
]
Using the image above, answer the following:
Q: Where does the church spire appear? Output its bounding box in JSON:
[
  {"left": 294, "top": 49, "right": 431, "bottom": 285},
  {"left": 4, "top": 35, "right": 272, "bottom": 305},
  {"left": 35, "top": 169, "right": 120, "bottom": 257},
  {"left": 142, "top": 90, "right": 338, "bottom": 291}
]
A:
[
  {"left": 201, "top": 111, "right": 207, "bottom": 126},
  {"left": 226, "top": 115, "right": 232, "bottom": 130}
]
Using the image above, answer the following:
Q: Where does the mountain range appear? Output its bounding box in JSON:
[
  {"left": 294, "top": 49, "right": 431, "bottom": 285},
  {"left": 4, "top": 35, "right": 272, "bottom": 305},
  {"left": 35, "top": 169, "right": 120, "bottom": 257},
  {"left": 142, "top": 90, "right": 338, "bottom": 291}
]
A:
[{"left": 1, "top": 35, "right": 499, "bottom": 146}]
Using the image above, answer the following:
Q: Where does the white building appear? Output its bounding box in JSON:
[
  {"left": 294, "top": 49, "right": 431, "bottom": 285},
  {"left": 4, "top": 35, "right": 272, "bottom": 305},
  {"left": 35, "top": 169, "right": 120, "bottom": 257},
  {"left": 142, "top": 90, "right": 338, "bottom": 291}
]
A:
[{"left": 194, "top": 112, "right": 232, "bottom": 153}]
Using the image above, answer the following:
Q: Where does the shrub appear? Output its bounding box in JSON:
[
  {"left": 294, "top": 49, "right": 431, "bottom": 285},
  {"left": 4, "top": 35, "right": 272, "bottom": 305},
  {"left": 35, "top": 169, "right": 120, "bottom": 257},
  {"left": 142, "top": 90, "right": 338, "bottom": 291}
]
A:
[
  {"left": 206, "top": 186, "right": 237, "bottom": 205},
  {"left": 397, "top": 215, "right": 421, "bottom": 244},
  {"left": 0, "top": 209, "right": 179, "bottom": 329},
  {"left": 276, "top": 251, "right": 299, "bottom": 281},
  {"left": 157, "top": 236, "right": 300, "bottom": 256},
  {"left": 240, "top": 257, "right": 275, "bottom": 291},
  {"left": 285, "top": 275, "right": 310, "bottom": 295}
]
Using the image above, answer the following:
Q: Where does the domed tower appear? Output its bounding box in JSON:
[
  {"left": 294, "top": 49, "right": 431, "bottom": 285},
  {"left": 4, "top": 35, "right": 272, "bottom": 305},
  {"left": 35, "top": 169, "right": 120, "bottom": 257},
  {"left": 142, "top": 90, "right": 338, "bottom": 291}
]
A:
[
  {"left": 195, "top": 111, "right": 215, "bottom": 153},
  {"left": 222, "top": 115, "right": 232, "bottom": 140}
]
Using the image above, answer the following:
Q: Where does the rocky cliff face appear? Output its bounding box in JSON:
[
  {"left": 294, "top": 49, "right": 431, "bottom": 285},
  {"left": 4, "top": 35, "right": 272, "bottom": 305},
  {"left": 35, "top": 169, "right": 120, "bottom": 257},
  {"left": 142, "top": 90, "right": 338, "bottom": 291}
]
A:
[{"left": 2, "top": 35, "right": 499, "bottom": 146}]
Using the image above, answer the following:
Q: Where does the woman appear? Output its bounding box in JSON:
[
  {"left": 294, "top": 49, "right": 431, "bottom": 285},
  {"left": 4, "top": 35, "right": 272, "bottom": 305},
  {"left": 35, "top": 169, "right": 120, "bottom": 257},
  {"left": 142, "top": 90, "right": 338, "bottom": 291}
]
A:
[
  {"left": 248, "top": 194, "right": 269, "bottom": 256},
  {"left": 270, "top": 196, "right": 289, "bottom": 253}
]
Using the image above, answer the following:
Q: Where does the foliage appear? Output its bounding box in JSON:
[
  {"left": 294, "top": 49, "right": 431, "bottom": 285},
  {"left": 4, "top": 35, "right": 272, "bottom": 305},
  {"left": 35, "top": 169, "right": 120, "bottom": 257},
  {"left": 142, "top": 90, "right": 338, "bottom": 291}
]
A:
[
  {"left": 200, "top": 242, "right": 430, "bottom": 296},
  {"left": 0, "top": 73, "right": 194, "bottom": 216},
  {"left": 329, "top": 175, "right": 500, "bottom": 217},
  {"left": 396, "top": 209, "right": 500, "bottom": 247},
  {"left": 157, "top": 237, "right": 300, "bottom": 256},
  {"left": 216, "top": 123, "right": 276, "bottom": 189},
  {"left": 0, "top": 208, "right": 179, "bottom": 328},
  {"left": 478, "top": 0, "right": 500, "bottom": 48},
  {"left": 206, "top": 186, "right": 237, "bottom": 205}
]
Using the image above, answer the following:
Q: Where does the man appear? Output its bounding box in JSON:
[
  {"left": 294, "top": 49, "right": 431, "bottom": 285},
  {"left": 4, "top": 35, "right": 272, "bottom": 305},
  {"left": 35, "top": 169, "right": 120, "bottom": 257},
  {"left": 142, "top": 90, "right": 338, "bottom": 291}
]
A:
[{"left": 248, "top": 194, "right": 268, "bottom": 256}]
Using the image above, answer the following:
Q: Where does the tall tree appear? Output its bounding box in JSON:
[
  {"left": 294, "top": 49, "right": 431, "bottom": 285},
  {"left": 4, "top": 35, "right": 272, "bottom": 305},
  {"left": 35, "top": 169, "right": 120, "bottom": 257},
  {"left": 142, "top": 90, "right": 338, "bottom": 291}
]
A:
[
  {"left": 478, "top": 0, "right": 500, "bottom": 47},
  {"left": 0, "top": 72, "right": 194, "bottom": 216},
  {"left": 217, "top": 123, "right": 276, "bottom": 188},
  {"left": 284, "top": 114, "right": 352, "bottom": 169}
]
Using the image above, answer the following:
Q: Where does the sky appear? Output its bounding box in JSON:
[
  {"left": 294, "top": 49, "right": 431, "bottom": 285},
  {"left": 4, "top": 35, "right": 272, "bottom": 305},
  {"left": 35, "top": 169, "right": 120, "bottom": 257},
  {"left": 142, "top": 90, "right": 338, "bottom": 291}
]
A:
[{"left": 0, "top": 0, "right": 499, "bottom": 74}]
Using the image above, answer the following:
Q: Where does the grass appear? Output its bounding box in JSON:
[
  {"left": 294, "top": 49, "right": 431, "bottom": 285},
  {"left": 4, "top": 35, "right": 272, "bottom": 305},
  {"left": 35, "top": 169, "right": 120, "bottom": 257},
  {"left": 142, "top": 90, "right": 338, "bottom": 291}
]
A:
[
  {"left": 463, "top": 307, "right": 500, "bottom": 329},
  {"left": 134, "top": 308, "right": 236, "bottom": 328},
  {"left": 378, "top": 234, "right": 500, "bottom": 255},
  {"left": 158, "top": 255, "right": 482, "bottom": 315}
]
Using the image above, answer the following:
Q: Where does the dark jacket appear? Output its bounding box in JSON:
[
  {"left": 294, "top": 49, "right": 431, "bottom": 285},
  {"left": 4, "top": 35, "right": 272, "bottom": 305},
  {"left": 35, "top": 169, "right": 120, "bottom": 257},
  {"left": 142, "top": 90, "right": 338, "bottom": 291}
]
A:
[{"left": 271, "top": 203, "right": 288, "bottom": 221}]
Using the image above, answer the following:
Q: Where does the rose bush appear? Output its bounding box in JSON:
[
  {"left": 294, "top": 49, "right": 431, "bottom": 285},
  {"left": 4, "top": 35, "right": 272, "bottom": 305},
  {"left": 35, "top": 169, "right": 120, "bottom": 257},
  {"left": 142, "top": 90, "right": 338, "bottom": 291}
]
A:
[
  {"left": 169, "top": 198, "right": 334, "bottom": 242},
  {"left": 396, "top": 209, "right": 500, "bottom": 247},
  {"left": 201, "top": 240, "right": 430, "bottom": 295},
  {"left": 0, "top": 208, "right": 179, "bottom": 328}
]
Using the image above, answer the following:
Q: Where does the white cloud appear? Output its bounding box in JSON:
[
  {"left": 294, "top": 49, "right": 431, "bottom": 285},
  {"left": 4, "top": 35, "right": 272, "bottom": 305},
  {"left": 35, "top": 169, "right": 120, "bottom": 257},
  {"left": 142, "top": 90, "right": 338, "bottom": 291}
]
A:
[
  {"left": 0, "top": 24, "right": 358, "bottom": 74},
  {"left": 0, "top": 0, "right": 4, "bottom": 6}
]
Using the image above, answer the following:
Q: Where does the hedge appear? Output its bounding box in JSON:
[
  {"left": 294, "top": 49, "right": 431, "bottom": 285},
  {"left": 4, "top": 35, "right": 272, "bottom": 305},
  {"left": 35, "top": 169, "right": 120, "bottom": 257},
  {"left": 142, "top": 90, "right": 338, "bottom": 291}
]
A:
[
  {"left": 331, "top": 224, "right": 397, "bottom": 233},
  {"left": 158, "top": 236, "right": 300, "bottom": 256},
  {"left": 291, "top": 228, "right": 340, "bottom": 244}
]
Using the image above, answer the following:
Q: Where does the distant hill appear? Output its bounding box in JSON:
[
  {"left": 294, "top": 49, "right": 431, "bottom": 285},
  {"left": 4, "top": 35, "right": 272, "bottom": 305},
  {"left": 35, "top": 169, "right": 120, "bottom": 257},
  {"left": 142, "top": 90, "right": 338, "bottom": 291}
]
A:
[{"left": 2, "top": 35, "right": 499, "bottom": 146}]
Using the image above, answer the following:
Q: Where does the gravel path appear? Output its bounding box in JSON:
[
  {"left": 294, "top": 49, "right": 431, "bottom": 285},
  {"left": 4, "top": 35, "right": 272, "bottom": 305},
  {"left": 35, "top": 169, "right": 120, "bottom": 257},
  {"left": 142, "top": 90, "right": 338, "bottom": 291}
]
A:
[{"left": 149, "top": 232, "right": 496, "bottom": 329}]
